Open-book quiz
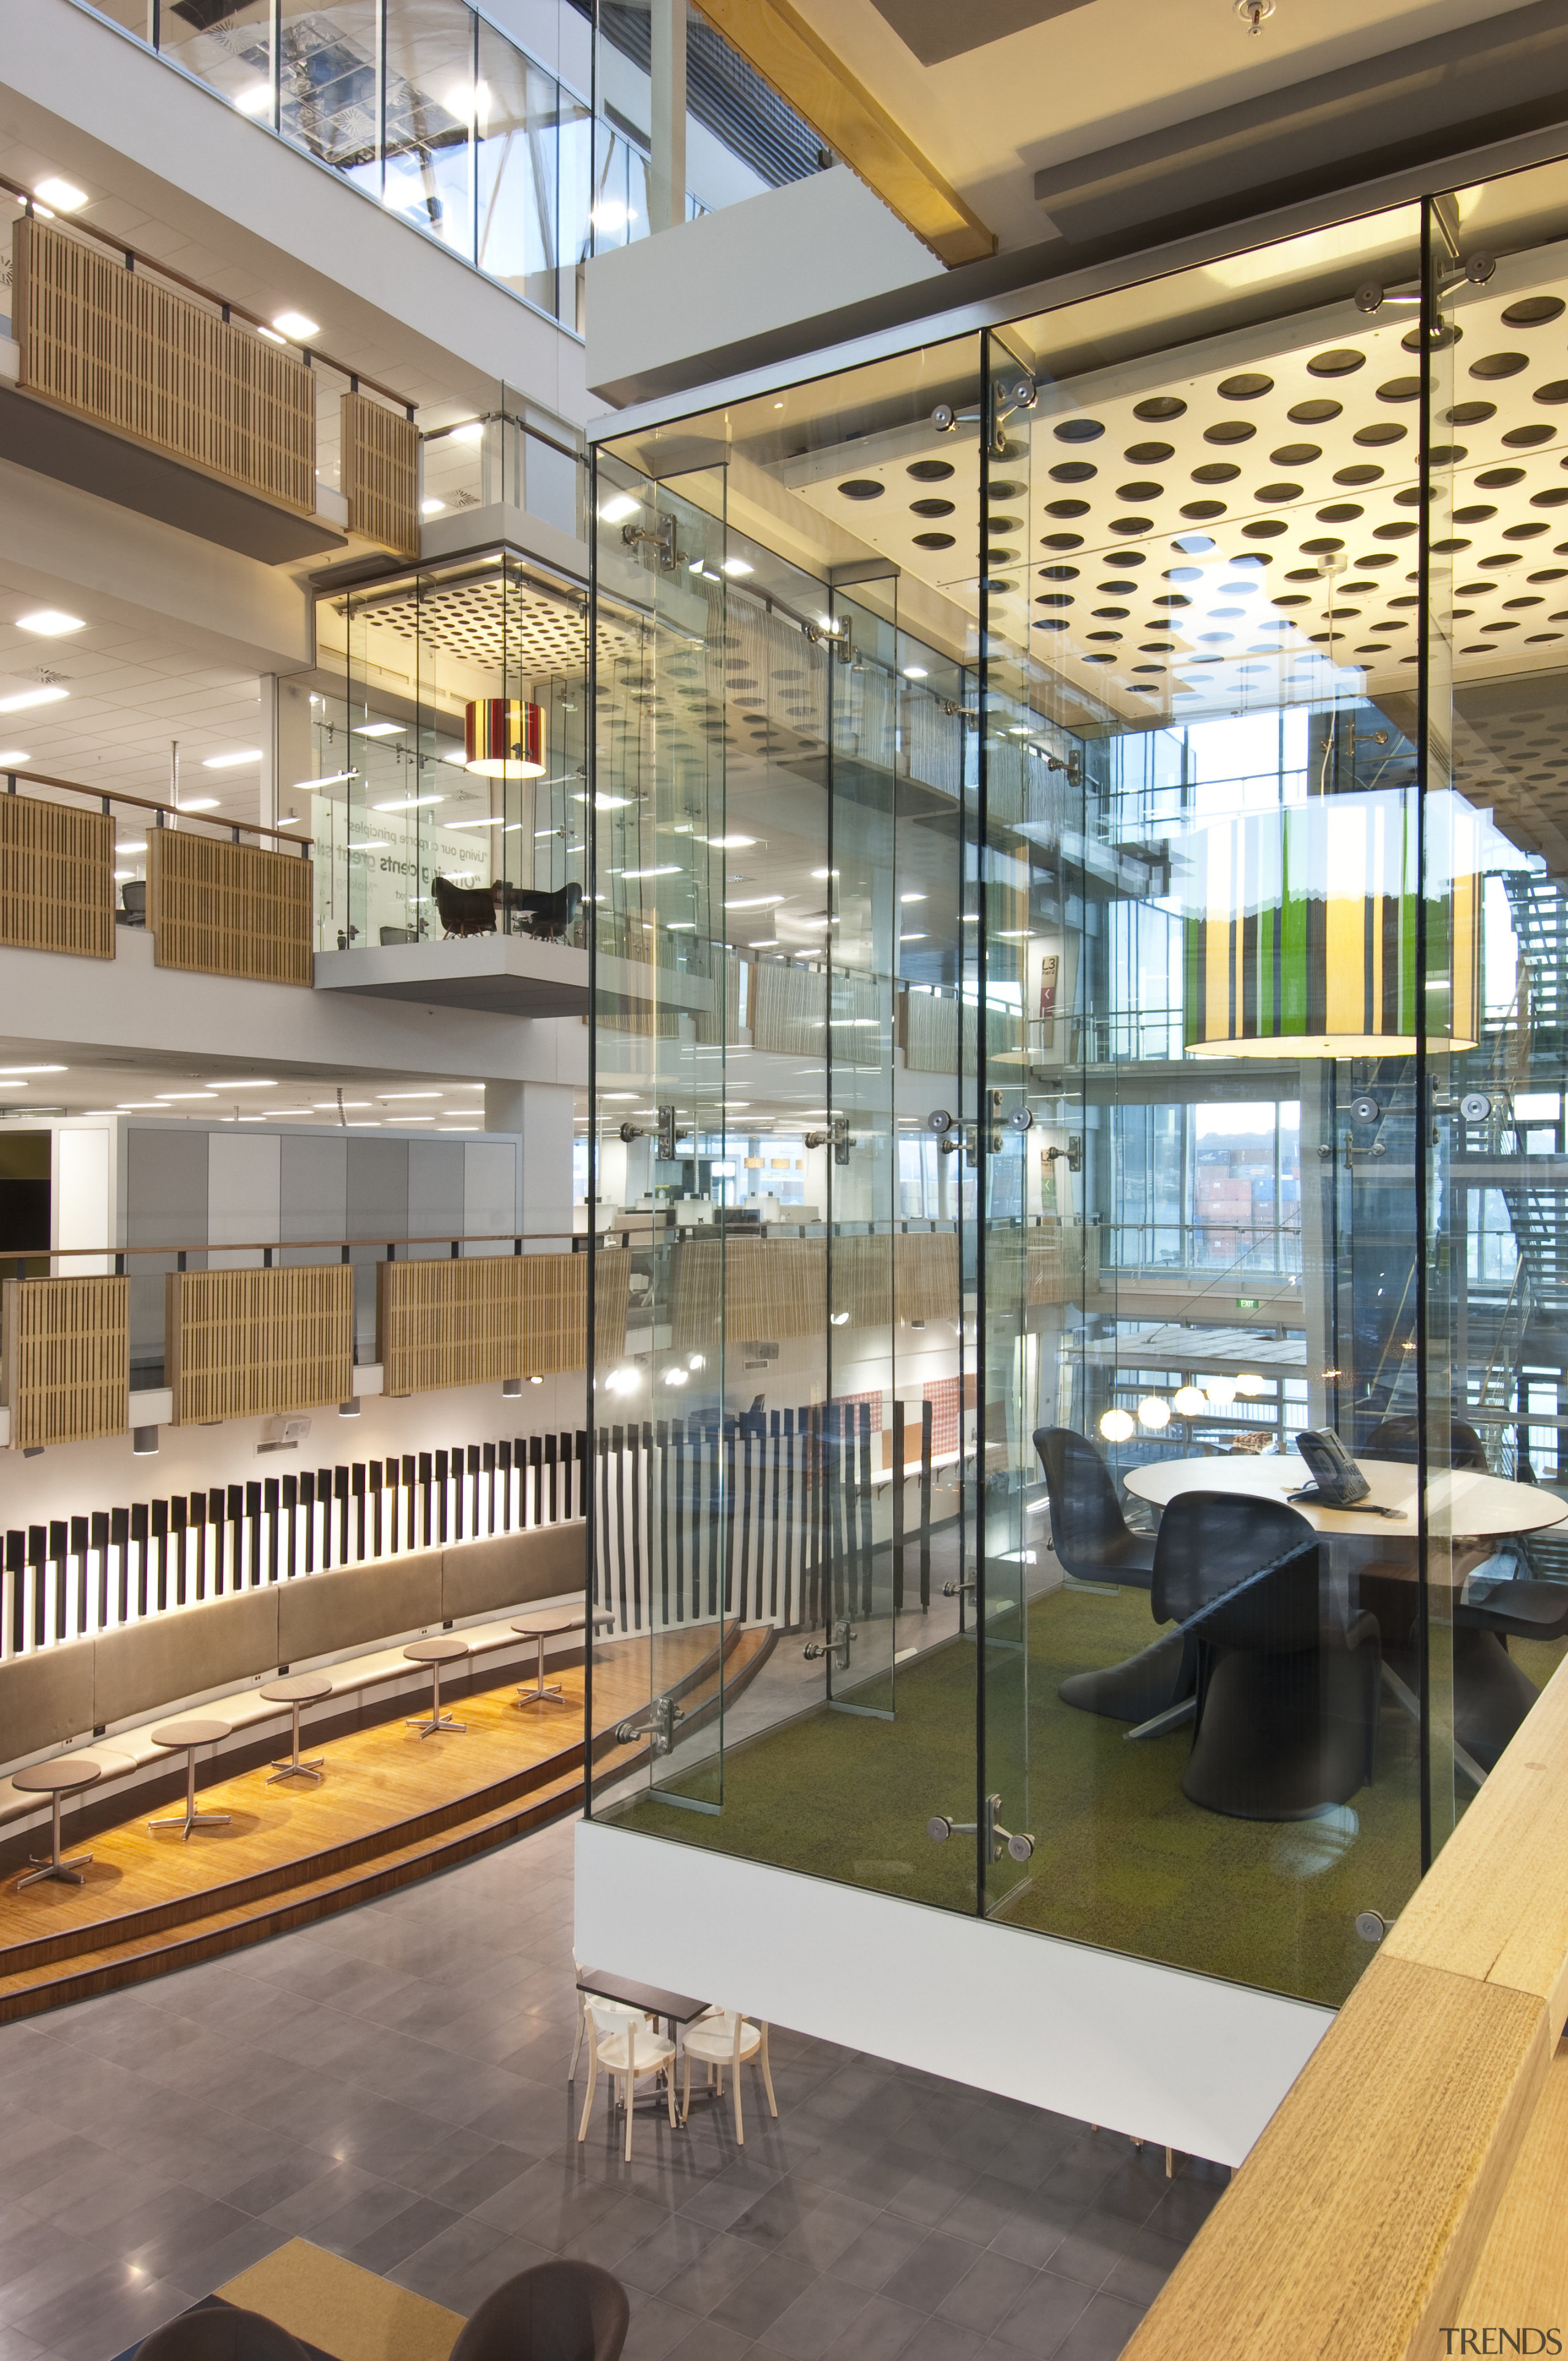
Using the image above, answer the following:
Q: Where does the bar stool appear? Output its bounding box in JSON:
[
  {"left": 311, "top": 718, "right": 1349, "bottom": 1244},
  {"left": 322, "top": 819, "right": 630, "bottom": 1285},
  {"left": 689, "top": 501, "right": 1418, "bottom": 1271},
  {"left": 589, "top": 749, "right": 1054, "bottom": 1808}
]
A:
[
  {"left": 13, "top": 1756, "right": 104, "bottom": 1889},
  {"left": 260, "top": 1672, "right": 333, "bottom": 1783},
  {"left": 511, "top": 1610, "right": 615, "bottom": 1709},
  {"left": 404, "top": 1636, "right": 469, "bottom": 1737},
  {"left": 149, "top": 1718, "right": 232, "bottom": 1840}
]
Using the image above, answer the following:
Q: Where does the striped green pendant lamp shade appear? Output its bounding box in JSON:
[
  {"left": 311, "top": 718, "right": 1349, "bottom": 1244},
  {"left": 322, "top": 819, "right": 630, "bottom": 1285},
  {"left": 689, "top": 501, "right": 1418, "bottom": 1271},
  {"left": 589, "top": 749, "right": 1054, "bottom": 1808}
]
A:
[{"left": 1183, "top": 790, "right": 1480, "bottom": 1058}]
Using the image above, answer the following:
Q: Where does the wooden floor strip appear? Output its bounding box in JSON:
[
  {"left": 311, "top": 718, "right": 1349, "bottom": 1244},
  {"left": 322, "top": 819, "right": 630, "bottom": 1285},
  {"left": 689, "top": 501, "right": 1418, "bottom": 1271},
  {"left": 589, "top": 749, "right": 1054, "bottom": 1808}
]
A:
[{"left": 0, "top": 1624, "right": 771, "bottom": 2020}]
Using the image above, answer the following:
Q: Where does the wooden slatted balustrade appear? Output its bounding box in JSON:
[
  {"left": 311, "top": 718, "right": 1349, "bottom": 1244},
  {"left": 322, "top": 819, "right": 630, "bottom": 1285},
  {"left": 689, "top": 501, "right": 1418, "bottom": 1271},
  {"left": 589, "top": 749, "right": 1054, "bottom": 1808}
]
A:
[
  {"left": 148, "top": 827, "right": 313, "bottom": 986},
  {"left": 0, "top": 794, "right": 115, "bottom": 959},
  {"left": 167, "top": 1266, "right": 355, "bottom": 1426},
  {"left": 1123, "top": 1652, "right": 1568, "bottom": 2361},
  {"left": 669, "top": 1230, "right": 959, "bottom": 1353},
  {"left": 377, "top": 1249, "right": 630, "bottom": 1396},
  {"left": 341, "top": 391, "right": 420, "bottom": 561},
  {"left": 15, "top": 216, "right": 314, "bottom": 515},
  {"left": 1, "top": 1276, "right": 129, "bottom": 1449}
]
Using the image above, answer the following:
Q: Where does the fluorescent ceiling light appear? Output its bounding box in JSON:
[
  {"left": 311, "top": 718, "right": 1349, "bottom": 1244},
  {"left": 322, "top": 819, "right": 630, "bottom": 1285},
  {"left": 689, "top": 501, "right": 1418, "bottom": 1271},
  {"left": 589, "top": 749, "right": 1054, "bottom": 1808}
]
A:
[
  {"left": 0, "top": 750, "right": 29, "bottom": 765},
  {"left": 899, "top": 933, "right": 926, "bottom": 942},
  {"left": 295, "top": 770, "right": 357, "bottom": 790},
  {"left": 275, "top": 815, "right": 303, "bottom": 826},
  {"left": 622, "top": 865, "right": 681, "bottom": 878},
  {"left": 157, "top": 1091, "right": 218, "bottom": 1101},
  {"left": 447, "top": 814, "right": 507, "bottom": 828},
  {"left": 347, "top": 838, "right": 388, "bottom": 849},
  {"left": 379, "top": 1090, "right": 442, "bottom": 1100},
  {"left": 703, "top": 835, "right": 755, "bottom": 849},
  {"left": 900, "top": 893, "right": 926, "bottom": 903},
  {"left": 272, "top": 310, "right": 320, "bottom": 341},
  {"left": 722, "top": 559, "right": 753, "bottom": 578},
  {"left": 0, "top": 686, "right": 67, "bottom": 712},
  {"left": 15, "top": 609, "right": 85, "bottom": 637},
  {"left": 234, "top": 83, "right": 273, "bottom": 114},
  {"left": 34, "top": 176, "right": 88, "bottom": 211},
  {"left": 374, "top": 794, "right": 443, "bottom": 810},
  {"left": 902, "top": 666, "right": 928, "bottom": 680},
  {"left": 725, "top": 894, "right": 785, "bottom": 909},
  {"left": 577, "top": 791, "right": 631, "bottom": 809},
  {"left": 450, "top": 420, "right": 484, "bottom": 444},
  {"left": 598, "top": 494, "right": 639, "bottom": 524},
  {"left": 177, "top": 797, "right": 220, "bottom": 812},
  {"left": 202, "top": 749, "right": 261, "bottom": 769},
  {"left": 354, "top": 721, "right": 405, "bottom": 738},
  {"left": 119, "top": 840, "right": 147, "bottom": 854},
  {"left": 208, "top": 1079, "right": 276, "bottom": 1089},
  {"left": 748, "top": 938, "right": 780, "bottom": 948},
  {"left": 257, "top": 325, "right": 285, "bottom": 344},
  {"left": 421, "top": 498, "right": 446, "bottom": 516}
]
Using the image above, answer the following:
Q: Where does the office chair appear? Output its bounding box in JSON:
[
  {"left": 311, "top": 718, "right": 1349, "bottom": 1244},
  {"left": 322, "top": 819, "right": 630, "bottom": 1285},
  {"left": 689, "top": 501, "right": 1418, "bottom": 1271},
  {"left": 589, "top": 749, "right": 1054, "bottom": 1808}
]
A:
[
  {"left": 1362, "top": 1416, "right": 1567, "bottom": 1769},
  {"left": 1153, "top": 1491, "right": 1381, "bottom": 1819},
  {"left": 1035, "top": 1427, "right": 1195, "bottom": 1725}
]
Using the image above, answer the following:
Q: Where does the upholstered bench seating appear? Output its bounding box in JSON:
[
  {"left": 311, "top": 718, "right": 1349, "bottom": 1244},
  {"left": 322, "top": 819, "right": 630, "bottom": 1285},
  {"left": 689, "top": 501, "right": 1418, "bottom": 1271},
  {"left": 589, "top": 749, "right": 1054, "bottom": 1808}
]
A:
[{"left": 0, "top": 1522, "right": 591, "bottom": 1830}]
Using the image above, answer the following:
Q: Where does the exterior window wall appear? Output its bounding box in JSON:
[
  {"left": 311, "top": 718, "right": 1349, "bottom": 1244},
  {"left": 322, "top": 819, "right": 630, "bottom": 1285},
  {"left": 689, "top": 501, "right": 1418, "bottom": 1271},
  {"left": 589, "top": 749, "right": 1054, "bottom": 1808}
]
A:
[
  {"left": 84, "top": 0, "right": 820, "bottom": 334},
  {"left": 585, "top": 164, "right": 1568, "bottom": 2012}
]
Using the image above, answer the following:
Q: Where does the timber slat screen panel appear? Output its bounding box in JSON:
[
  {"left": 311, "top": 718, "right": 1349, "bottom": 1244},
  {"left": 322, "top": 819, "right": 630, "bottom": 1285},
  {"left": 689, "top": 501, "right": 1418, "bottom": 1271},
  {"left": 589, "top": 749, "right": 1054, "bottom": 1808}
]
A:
[
  {"left": 670, "top": 1231, "right": 959, "bottom": 1351},
  {"left": 341, "top": 391, "right": 420, "bottom": 560},
  {"left": 1, "top": 1277, "right": 129, "bottom": 1450},
  {"left": 750, "top": 961, "right": 883, "bottom": 1065},
  {"left": 0, "top": 798, "right": 114, "bottom": 959},
  {"left": 901, "top": 988, "right": 1023, "bottom": 1075},
  {"left": 167, "top": 1266, "right": 354, "bottom": 1425},
  {"left": 13, "top": 217, "right": 314, "bottom": 515},
  {"left": 378, "top": 1250, "right": 630, "bottom": 1395},
  {"left": 148, "top": 829, "right": 314, "bottom": 985}
]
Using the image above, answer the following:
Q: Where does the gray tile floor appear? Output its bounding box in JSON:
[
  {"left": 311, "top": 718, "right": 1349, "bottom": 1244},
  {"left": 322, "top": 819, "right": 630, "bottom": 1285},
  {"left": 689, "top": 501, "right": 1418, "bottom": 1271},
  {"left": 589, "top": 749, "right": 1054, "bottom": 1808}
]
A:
[{"left": 0, "top": 1815, "right": 1226, "bottom": 2361}]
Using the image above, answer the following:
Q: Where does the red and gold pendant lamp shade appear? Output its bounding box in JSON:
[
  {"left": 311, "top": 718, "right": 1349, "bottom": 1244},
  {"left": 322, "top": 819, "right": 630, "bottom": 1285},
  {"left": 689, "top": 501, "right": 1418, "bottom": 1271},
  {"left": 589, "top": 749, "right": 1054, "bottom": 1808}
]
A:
[{"left": 465, "top": 698, "right": 545, "bottom": 778}]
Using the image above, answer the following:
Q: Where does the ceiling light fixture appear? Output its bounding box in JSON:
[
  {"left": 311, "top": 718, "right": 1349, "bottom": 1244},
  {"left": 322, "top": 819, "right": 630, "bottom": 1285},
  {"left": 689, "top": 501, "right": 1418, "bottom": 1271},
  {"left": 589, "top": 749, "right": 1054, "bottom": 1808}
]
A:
[
  {"left": 234, "top": 82, "right": 273, "bottom": 114},
  {"left": 0, "top": 750, "right": 29, "bottom": 765},
  {"left": 466, "top": 697, "right": 546, "bottom": 778},
  {"left": 0, "top": 686, "right": 67, "bottom": 713},
  {"left": 34, "top": 176, "right": 88, "bottom": 211},
  {"left": 272, "top": 310, "right": 320, "bottom": 341},
  {"left": 354, "top": 720, "right": 405, "bottom": 738},
  {"left": 295, "top": 771, "right": 358, "bottom": 790},
  {"left": 374, "top": 794, "right": 443, "bottom": 810},
  {"left": 15, "top": 609, "right": 85, "bottom": 637},
  {"left": 202, "top": 749, "right": 261, "bottom": 769},
  {"left": 177, "top": 797, "right": 221, "bottom": 812},
  {"left": 421, "top": 497, "right": 446, "bottom": 516}
]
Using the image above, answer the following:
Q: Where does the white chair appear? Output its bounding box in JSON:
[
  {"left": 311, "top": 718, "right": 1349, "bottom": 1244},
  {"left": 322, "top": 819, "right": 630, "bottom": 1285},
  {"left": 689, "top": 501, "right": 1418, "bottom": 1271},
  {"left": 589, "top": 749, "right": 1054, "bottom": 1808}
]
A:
[
  {"left": 568, "top": 1962, "right": 654, "bottom": 2082},
  {"left": 680, "top": 2011, "right": 777, "bottom": 2145},
  {"left": 576, "top": 2002, "right": 678, "bottom": 2161}
]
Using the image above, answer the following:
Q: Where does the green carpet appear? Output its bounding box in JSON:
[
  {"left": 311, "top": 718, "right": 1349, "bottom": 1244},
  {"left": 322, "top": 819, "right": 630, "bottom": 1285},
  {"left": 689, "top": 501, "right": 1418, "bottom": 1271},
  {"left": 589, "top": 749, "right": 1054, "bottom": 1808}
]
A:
[{"left": 611, "top": 1590, "right": 1568, "bottom": 2011}]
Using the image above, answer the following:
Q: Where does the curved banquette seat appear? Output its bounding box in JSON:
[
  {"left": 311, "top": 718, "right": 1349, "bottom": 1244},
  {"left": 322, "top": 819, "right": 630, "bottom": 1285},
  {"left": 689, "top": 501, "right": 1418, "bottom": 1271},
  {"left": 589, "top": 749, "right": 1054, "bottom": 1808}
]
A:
[{"left": 0, "top": 1522, "right": 590, "bottom": 1829}]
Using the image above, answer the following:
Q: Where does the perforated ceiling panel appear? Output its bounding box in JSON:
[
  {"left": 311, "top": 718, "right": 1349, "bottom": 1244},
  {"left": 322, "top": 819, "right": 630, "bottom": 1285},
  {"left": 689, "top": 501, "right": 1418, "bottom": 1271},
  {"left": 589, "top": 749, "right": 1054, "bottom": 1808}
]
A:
[
  {"left": 337, "top": 569, "right": 613, "bottom": 681},
  {"left": 788, "top": 279, "right": 1568, "bottom": 730}
]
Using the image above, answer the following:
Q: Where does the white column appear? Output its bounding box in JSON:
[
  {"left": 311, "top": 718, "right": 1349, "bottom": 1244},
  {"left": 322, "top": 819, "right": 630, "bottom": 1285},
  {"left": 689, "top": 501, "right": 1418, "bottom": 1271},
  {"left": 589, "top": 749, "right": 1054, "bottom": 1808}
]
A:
[
  {"left": 649, "top": 0, "right": 688, "bottom": 235},
  {"left": 258, "top": 673, "right": 278, "bottom": 831}
]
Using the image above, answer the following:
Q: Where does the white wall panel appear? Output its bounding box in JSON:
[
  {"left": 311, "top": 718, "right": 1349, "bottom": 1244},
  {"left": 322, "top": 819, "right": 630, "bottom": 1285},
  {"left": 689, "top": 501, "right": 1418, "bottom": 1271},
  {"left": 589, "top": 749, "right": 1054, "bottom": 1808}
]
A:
[
  {"left": 575, "top": 1820, "right": 1333, "bottom": 2167},
  {"left": 208, "top": 1132, "right": 281, "bottom": 1264}
]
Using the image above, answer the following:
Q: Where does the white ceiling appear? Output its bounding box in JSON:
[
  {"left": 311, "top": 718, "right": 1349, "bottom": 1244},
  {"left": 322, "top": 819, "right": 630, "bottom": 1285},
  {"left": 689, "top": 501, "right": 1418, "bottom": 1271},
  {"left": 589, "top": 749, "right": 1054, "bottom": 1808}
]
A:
[{"left": 788, "top": 0, "right": 1550, "bottom": 252}]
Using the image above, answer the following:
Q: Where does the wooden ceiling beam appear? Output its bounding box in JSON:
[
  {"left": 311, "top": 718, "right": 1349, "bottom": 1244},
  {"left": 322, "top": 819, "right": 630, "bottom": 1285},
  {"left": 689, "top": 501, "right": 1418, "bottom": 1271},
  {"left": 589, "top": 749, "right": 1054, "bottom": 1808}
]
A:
[{"left": 694, "top": 0, "right": 996, "bottom": 266}]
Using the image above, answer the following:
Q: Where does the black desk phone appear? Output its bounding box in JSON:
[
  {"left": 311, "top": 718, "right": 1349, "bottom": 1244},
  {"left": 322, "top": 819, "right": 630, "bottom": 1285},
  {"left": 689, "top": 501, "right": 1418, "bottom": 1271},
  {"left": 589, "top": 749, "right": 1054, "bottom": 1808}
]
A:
[{"left": 1289, "top": 1430, "right": 1407, "bottom": 1519}]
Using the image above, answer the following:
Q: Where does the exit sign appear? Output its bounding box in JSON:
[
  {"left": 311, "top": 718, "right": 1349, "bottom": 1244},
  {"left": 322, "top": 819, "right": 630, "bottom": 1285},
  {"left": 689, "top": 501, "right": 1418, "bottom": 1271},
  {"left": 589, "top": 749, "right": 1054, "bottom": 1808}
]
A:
[{"left": 1236, "top": 1298, "right": 1261, "bottom": 1310}]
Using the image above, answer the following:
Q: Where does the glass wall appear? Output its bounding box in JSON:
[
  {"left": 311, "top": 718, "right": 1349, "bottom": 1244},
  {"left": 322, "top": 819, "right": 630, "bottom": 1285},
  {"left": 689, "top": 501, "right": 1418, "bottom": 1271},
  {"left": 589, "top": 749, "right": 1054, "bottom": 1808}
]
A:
[
  {"left": 584, "top": 161, "right": 1568, "bottom": 2011},
  {"left": 308, "top": 548, "right": 589, "bottom": 950},
  {"left": 89, "top": 0, "right": 824, "bottom": 333}
]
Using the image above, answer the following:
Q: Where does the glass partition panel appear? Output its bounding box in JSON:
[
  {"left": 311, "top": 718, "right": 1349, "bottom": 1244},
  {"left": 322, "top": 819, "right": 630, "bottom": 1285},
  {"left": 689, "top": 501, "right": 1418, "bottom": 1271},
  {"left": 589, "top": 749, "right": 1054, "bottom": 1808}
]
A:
[
  {"left": 279, "top": 0, "right": 381, "bottom": 192},
  {"left": 590, "top": 337, "right": 987, "bottom": 1911},
  {"left": 383, "top": 0, "right": 476, "bottom": 260},
  {"left": 1422, "top": 154, "right": 1568, "bottom": 1837}
]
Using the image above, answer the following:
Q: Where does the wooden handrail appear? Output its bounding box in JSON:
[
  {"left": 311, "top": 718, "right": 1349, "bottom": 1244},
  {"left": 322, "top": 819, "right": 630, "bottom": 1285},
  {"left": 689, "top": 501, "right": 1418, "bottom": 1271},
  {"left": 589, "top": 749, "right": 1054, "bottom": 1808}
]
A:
[
  {"left": 1122, "top": 1656, "right": 1568, "bottom": 2360},
  {"left": 1, "top": 178, "right": 413, "bottom": 415},
  {"left": 15, "top": 1232, "right": 586, "bottom": 1264},
  {"left": 4, "top": 768, "right": 312, "bottom": 849}
]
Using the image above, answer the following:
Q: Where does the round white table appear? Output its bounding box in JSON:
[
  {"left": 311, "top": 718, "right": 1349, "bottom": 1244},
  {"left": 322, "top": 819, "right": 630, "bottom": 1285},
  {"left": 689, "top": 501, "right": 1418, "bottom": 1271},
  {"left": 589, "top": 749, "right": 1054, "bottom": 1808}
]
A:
[{"left": 1123, "top": 1454, "right": 1568, "bottom": 1557}]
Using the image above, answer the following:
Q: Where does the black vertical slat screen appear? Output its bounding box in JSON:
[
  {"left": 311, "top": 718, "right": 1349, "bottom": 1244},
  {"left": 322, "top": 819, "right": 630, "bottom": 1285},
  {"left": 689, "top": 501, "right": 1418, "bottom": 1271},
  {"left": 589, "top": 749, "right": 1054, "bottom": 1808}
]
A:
[{"left": 0, "top": 1407, "right": 946, "bottom": 1663}]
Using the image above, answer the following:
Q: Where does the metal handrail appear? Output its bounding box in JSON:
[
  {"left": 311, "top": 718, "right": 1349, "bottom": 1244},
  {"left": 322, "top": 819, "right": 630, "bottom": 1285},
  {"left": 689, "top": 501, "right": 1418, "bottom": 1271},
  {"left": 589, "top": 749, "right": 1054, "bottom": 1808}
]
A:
[
  {"left": 2, "top": 766, "right": 312, "bottom": 850},
  {"left": 1, "top": 174, "right": 413, "bottom": 415}
]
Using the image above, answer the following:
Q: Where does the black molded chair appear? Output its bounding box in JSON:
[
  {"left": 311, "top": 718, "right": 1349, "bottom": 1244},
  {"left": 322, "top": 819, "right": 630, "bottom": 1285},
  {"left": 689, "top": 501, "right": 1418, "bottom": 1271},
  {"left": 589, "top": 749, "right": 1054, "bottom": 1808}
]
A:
[
  {"left": 1362, "top": 1416, "right": 1567, "bottom": 1769},
  {"left": 136, "top": 2308, "right": 309, "bottom": 2361},
  {"left": 1035, "top": 1427, "right": 1196, "bottom": 1725},
  {"left": 450, "top": 2262, "right": 630, "bottom": 2361},
  {"left": 1153, "top": 1491, "right": 1381, "bottom": 1819}
]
